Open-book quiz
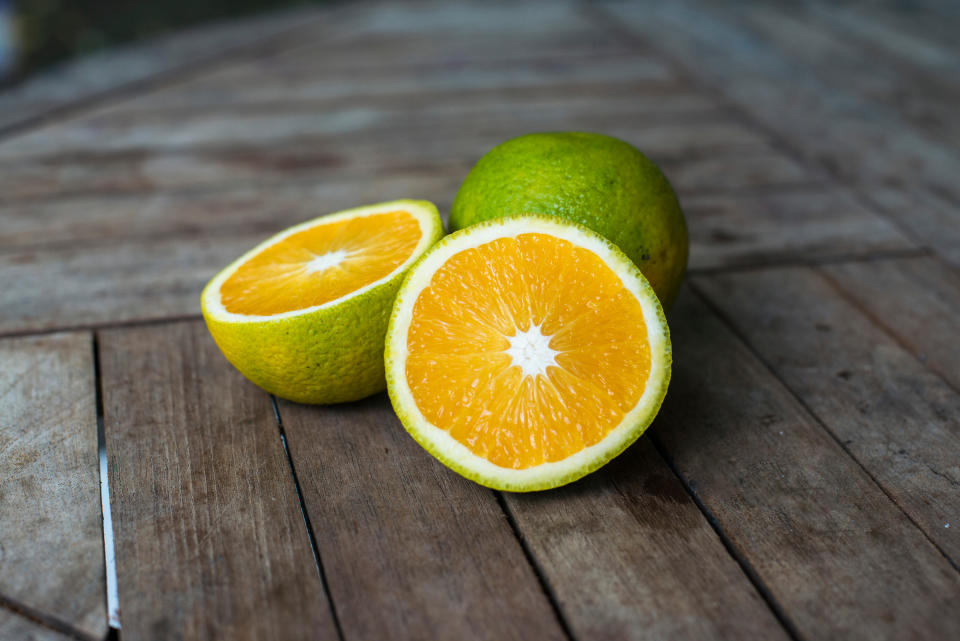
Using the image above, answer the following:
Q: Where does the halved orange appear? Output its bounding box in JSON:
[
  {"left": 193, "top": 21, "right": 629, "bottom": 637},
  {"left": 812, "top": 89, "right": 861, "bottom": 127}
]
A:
[
  {"left": 385, "top": 215, "right": 671, "bottom": 491},
  {"left": 202, "top": 200, "right": 443, "bottom": 404}
]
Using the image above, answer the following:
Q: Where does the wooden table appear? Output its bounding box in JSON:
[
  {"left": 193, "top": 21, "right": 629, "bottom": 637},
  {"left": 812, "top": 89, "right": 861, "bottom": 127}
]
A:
[{"left": 2, "top": 1, "right": 959, "bottom": 639}]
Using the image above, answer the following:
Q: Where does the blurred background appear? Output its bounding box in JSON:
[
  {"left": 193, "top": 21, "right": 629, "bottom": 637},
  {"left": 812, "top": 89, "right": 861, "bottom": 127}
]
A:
[{"left": 0, "top": 0, "right": 324, "bottom": 85}]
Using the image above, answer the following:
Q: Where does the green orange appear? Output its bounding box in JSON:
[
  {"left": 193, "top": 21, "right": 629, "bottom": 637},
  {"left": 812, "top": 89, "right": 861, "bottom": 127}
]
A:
[{"left": 450, "top": 132, "right": 688, "bottom": 309}]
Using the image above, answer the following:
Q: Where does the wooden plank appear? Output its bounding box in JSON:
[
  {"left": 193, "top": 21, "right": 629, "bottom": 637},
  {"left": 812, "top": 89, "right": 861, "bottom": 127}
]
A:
[
  {"left": 99, "top": 321, "right": 337, "bottom": 641},
  {"left": 748, "top": 4, "right": 960, "bottom": 144},
  {"left": 0, "top": 5, "right": 333, "bottom": 134},
  {"left": 0, "top": 612, "right": 80, "bottom": 641},
  {"left": 654, "top": 288, "right": 960, "bottom": 640},
  {"left": 842, "top": 3, "right": 960, "bottom": 63},
  {"left": 683, "top": 187, "right": 913, "bottom": 270},
  {"left": 0, "top": 89, "right": 717, "bottom": 205},
  {"left": 0, "top": 144, "right": 817, "bottom": 250},
  {"left": 0, "top": 172, "right": 464, "bottom": 249},
  {"left": 504, "top": 439, "right": 789, "bottom": 641},
  {"left": 821, "top": 256, "right": 960, "bottom": 392},
  {"left": 0, "top": 141, "right": 803, "bottom": 209},
  {"left": 0, "top": 232, "right": 260, "bottom": 335},
  {"left": 867, "top": 185, "right": 960, "bottom": 269},
  {"left": 76, "top": 2, "right": 640, "bottom": 116},
  {"left": 118, "top": 51, "right": 672, "bottom": 107},
  {"left": 658, "top": 150, "right": 814, "bottom": 193},
  {"left": 276, "top": 395, "right": 566, "bottom": 641},
  {"left": 696, "top": 266, "right": 960, "bottom": 562},
  {"left": 0, "top": 333, "right": 106, "bottom": 641},
  {"left": 0, "top": 100, "right": 766, "bottom": 162}
]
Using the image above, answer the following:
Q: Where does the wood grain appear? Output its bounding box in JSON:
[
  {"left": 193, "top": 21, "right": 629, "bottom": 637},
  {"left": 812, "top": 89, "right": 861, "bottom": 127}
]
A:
[
  {"left": 277, "top": 394, "right": 566, "bottom": 641},
  {"left": 658, "top": 149, "right": 814, "bottom": 193},
  {"left": 866, "top": 186, "right": 960, "bottom": 269},
  {"left": 0, "top": 5, "right": 336, "bottom": 135},
  {"left": 504, "top": 439, "right": 789, "bottom": 641},
  {"left": 695, "top": 266, "right": 960, "bottom": 560},
  {"left": 682, "top": 187, "right": 913, "bottom": 270},
  {"left": 0, "top": 232, "right": 265, "bottom": 335},
  {"left": 0, "top": 104, "right": 765, "bottom": 161},
  {"left": 99, "top": 321, "right": 337, "bottom": 641},
  {"left": 0, "top": 333, "right": 106, "bottom": 640},
  {"left": 822, "top": 256, "right": 960, "bottom": 391},
  {"left": 654, "top": 288, "right": 960, "bottom": 640},
  {"left": 0, "top": 89, "right": 717, "bottom": 206},
  {"left": 0, "top": 172, "right": 464, "bottom": 250},
  {"left": 0, "top": 612, "right": 81, "bottom": 641}
]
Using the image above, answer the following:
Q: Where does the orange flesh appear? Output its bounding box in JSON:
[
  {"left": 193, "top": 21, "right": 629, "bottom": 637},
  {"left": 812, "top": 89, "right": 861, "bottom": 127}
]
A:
[
  {"left": 406, "top": 233, "right": 651, "bottom": 470},
  {"left": 220, "top": 211, "right": 421, "bottom": 315}
]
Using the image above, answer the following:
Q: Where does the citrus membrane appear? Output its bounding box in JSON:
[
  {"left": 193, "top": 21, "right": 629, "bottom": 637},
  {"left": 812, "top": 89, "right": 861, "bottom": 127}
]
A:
[{"left": 386, "top": 215, "right": 671, "bottom": 491}]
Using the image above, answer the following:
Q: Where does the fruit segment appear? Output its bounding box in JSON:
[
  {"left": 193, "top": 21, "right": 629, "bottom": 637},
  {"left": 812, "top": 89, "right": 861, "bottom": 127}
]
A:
[
  {"left": 220, "top": 210, "right": 422, "bottom": 315},
  {"left": 405, "top": 233, "right": 652, "bottom": 470}
]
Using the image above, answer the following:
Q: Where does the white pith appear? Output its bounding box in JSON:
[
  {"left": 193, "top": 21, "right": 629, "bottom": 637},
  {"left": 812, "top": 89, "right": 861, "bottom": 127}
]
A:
[
  {"left": 305, "top": 249, "right": 348, "bottom": 274},
  {"left": 202, "top": 200, "right": 439, "bottom": 323},
  {"left": 505, "top": 323, "right": 559, "bottom": 380},
  {"left": 387, "top": 216, "right": 671, "bottom": 490}
]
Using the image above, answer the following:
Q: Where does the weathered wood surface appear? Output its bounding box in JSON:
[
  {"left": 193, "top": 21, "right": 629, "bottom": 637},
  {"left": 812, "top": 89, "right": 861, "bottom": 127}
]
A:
[
  {"left": 696, "top": 268, "right": 960, "bottom": 563},
  {"left": 681, "top": 187, "right": 911, "bottom": 270},
  {"left": 503, "top": 439, "right": 788, "bottom": 641},
  {"left": 656, "top": 289, "right": 960, "bottom": 640},
  {"left": 0, "top": 333, "right": 106, "bottom": 641},
  {"left": 99, "top": 322, "right": 337, "bottom": 641},
  {"left": 821, "top": 256, "right": 960, "bottom": 392},
  {"left": 278, "top": 396, "right": 565, "bottom": 641},
  {"left": 0, "top": 5, "right": 341, "bottom": 135},
  {"left": 0, "top": 612, "right": 82, "bottom": 641},
  {"left": 1, "top": 0, "right": 959, "bottom": 639}
]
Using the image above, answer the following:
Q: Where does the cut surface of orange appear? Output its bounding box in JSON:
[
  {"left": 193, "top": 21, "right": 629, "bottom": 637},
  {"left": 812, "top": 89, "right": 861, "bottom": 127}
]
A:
[
  {"left": 219, "top": 210, "right": 423, "bottom": 316},
  {"left": 386, "top": 215, "right": 671, "bottom": 490},
  {"left": 202, "top": 200, "right": 443, "bottom": 404}
]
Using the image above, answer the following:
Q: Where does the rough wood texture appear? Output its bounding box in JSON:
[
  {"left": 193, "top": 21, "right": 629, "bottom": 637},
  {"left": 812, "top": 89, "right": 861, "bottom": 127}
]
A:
[
  {"left": 655, "top": 289, "right": 960, "bottom": 640},
  {"left": 277, "top": 395, "right": 566, "bottom": 641},
  {"left": 682, "top": 187, "right": 912, "bottom": 270},
  {"left": 0, "top": 5, "right": 333, "bottom": 134},
  {"left": 0, "top": 333, "right": 106, "bottom": 640},
  {"left": 99, "top": 321, "right": 337, "bottom": 641},
  {"left": 504, "top": 439, "right": 788, "bottom": 641},
  {"left": 1, "top": 1, "right": 959, "bottom": 638},
  {"left": 0, "top": 172, "right": 464, "bottom": 249},
  {"left": 0, "top": 612, "right": 81, "bottom": 641},
  {"left": 695, "top": 267, "right": 960, "bottom": 561},
  {"left": 822, "top": 256, "right": 960, "bottom": 391},
  {"left": 0, "top": 233, "right": 262, "bottom": 335}
]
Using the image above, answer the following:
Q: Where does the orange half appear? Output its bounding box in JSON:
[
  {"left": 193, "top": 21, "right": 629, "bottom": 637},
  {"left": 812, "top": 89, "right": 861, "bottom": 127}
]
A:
[
  {"left": 201, "top": 200, "right": 443, "bottom": 404},
  {"left": 215, "top": 208, "right": 426, "bottom": 318},
  {"left": 386, "top": 215, "right": 671, "bottom": 491}
]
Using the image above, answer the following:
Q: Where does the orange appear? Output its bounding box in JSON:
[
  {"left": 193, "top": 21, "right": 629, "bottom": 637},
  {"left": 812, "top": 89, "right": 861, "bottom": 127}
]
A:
[
  {"left": 385, "top": 215, "right": 671, "bottom": 490},
  {"left": 202, "top": 200, "right": 444, "bottom": 404}
]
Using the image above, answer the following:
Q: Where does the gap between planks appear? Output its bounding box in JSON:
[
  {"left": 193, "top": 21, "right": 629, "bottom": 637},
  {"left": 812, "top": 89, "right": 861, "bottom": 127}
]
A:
[
  {"left": 814, "top": 261, "right": 960, "bottom": 398},
  {"left": 91, "top": 334, "right": 121, "bottom": 630},
  {"left": 687, "top": 280, "right": 960, "bottom": 574},
  {"left": 648, "top": 438, "right": 804, "bottom": 641},
  {"left": 493, "top": 493, "right": 577, "bottom": 641},
  {"left": 269, "top": 397, "right": 346, "bottom": 641}
]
